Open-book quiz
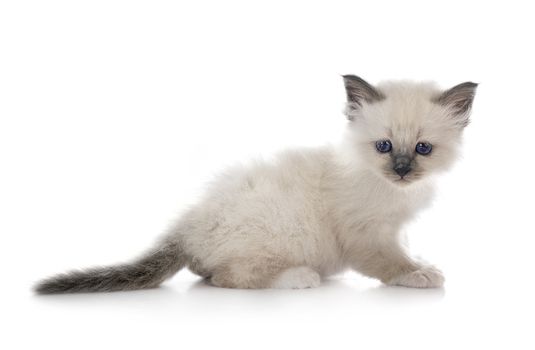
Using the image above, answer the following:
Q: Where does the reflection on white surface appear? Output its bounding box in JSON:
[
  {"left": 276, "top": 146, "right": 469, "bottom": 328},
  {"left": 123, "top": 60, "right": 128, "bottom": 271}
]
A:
[{"left": 30, "top": 272, "right": 446, "bottom": 322}]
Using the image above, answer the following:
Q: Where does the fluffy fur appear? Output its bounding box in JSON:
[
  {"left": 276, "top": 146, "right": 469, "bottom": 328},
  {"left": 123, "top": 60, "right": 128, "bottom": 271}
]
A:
[{"left": 34, "top": 76, "right": 477, "bottom": 293}]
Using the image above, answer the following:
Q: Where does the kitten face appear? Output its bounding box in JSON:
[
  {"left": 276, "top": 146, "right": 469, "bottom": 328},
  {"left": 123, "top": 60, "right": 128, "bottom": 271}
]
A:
[{"left": 343, "top": 76, "right": 477, "bottom": 186}]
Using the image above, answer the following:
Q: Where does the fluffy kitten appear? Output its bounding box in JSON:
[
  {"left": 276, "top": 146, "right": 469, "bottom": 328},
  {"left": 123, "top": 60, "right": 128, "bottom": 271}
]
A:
[{"left": 35, "top": 75, "right": 477, "bottom": 293}]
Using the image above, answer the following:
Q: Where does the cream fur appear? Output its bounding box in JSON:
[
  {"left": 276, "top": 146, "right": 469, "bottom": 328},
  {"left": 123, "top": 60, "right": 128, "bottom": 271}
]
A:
[
  {"left": 168, "top": 79, "right": 475, "bottom": 289},
  {"left": 34, "top": 78, "right": 476, "bottom": 294}
]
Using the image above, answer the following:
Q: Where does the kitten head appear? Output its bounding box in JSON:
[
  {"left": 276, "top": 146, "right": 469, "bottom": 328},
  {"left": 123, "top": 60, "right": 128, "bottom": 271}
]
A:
[{"left": 343, "top": 75, "right": 477, "bottom": 186}]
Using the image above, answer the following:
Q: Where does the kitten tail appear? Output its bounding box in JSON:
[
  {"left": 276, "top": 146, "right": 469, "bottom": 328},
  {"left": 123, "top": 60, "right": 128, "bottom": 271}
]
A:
[{"left": 33, "top": 239, "right": 186, "bottom": 294}]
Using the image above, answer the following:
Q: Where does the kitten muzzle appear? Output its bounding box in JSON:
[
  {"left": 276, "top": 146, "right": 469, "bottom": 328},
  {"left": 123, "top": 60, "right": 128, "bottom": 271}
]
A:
[{"left": 393, "top": 156, "right": 412, "bottom": 178}]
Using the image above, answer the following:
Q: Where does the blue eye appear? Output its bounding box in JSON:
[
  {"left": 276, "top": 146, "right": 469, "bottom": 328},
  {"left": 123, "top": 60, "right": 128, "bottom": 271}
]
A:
[
  {"left": 375, "top": 140, "right": 392, "bottom": 153},
  {"left": 415, "top": 142, "right": 433, "bottom": 155}
]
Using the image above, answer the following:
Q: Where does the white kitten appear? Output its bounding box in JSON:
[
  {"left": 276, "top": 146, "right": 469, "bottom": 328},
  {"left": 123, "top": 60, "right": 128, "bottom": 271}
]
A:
[{"left": 35, "top": 76, "right": 477, "bottom": 293}]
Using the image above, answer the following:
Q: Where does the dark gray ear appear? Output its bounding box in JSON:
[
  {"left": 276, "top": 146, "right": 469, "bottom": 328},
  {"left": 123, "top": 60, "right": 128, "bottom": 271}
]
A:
[
  {"left": 343, "top": 75, "right": 385, "bottom": 108},
  {"left": 435, "top": 82, "right": 478, "bottom": 125}
]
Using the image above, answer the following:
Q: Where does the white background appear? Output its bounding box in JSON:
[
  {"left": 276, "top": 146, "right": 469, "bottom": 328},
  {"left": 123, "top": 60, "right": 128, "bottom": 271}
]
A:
[{"left": 1, "top": 1, "right": 534, "bottom": 349}]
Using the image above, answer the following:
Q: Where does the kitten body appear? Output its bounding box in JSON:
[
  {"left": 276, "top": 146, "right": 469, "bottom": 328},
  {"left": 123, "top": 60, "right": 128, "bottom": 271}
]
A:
[{"left": 35, "top": 76, "right": 476, "bottom": 293}]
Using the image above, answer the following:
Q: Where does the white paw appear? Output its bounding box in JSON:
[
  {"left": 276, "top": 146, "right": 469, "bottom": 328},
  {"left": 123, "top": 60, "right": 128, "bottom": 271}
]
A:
[
  {"left": 271, "top": 266, "right": 321, "bottom": 289},
  {"left": 387, "top": 266, "right": 444, "bottom": 288}
]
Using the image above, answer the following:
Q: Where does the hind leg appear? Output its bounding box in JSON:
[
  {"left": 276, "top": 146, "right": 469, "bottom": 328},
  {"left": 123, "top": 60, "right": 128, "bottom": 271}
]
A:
[
  {"left": 210, "top": 257, "right": 321, "bottom": 289},
  {"left": 270, "top": 266, "right": 321, "bottom": 289},
  {"left": 210, "top": 256, "right": 286, "bottom": 289}
]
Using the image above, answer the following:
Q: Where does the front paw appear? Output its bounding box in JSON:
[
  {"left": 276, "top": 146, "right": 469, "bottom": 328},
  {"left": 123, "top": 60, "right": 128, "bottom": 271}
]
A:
[{"left": 387, "top": 266, "right": 444, "bottom": 288}]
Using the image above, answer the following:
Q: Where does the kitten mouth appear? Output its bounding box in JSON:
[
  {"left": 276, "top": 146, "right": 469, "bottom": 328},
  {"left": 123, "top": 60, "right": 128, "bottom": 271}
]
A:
[
  {"left": 392, "top": 173, "right": 425, "bottom": 185},
  {"left": 393, "top": 176, "right": 412, "bottom": 185},
  {"left": 382, "top": 171, "right": 418, "bottom": 185}
]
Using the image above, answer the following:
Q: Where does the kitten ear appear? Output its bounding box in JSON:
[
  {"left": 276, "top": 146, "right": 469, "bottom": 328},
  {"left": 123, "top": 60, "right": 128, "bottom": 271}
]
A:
[
  {"left": 435, "top": 82, "right": 478, "bottom": 127},
  {"left": 343, "top": 75, "right": 384, "bottom": 120}
]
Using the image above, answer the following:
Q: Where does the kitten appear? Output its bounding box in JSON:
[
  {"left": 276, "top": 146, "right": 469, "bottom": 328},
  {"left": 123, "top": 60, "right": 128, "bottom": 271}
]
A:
[{"left": 34, "top": 75, "right": 477, "bottom": 293}]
